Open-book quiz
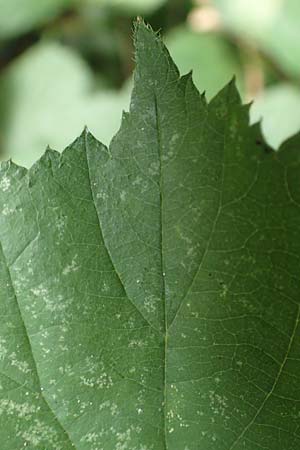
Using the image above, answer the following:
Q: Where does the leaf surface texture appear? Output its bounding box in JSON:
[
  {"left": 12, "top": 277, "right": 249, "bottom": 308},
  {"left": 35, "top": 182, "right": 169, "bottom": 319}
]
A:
[{"left": 1, "top": 23, "right": 300, "bottom": 450}]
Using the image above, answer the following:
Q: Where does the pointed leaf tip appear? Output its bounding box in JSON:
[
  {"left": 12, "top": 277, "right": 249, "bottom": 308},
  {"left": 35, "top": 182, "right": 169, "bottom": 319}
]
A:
[
  {"left": 209, "top": 75, "right": 241, "bottom": 109},
  {"left": 133, "top": 19, "right": 156, "bottom": 49}
]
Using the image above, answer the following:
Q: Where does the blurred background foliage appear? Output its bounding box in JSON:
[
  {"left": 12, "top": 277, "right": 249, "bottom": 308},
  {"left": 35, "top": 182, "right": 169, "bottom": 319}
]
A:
[{"left": 0, "top": 0, "right": 299, "bottom": 166}]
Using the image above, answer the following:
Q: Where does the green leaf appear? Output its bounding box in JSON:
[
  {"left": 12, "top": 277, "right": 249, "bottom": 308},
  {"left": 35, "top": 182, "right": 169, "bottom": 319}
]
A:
[
  {"left": 166, "top": 26, "right": 243, "bottom": 100},
  {"left": 0, "top": 0, "right": 73, "bottom": 40},
  {"left": 250, "top": 83, "right": 300, "bottom": 149},
  {"left": 0, "top": 0, "right": 167, "bottom": 41},
  {"left": 0, "top": 42, "right": 130, "bottom": 168},
  {"left": 1, "top": 21, "right": 300, "bottom": 449},
  {"left": 90, "top": 0, "right": 166, "bottom": 15},
  {"left": 214, "top": 0, "right": 300, "bottom": 77}
]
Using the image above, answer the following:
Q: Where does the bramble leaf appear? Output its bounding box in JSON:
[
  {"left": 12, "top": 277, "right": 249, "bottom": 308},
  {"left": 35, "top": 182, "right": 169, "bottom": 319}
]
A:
[{"left": 1, "top": 22, "right": 300, "bottom": 450}]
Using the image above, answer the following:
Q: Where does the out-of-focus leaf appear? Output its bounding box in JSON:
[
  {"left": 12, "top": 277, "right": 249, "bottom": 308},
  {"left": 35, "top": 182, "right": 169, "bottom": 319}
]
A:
[
  {"left": 0, "top": 0, "right": 167, "bottom": 40},
  {"left": 251, "top": 83, "right": 300, "bottom": 149},
  {"left": 214, "top": 0, "right": 300, "bottom": 77},
  {"left": 0, "top": 0, "right": 73, "bottom": 39},
  {"left": 166, "top": 26, "right": 242, "bottom": 100},
  {"left": 88, "top": 0, "right": 166, "bottom": 14},
  {"left": 0, "top": 42, "right": 130, "bottom": 167}
]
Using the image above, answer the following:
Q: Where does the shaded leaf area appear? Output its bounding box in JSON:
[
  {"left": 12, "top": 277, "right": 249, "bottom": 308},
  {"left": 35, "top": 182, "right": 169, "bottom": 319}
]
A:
[{"left": 1, "top": 22, "right": 300, "bottom": 450}]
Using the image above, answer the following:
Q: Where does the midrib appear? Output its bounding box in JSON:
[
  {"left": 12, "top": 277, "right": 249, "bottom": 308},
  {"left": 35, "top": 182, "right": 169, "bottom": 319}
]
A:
[{"left": 154, "top": 92, "right": 168, "bottom": 450}]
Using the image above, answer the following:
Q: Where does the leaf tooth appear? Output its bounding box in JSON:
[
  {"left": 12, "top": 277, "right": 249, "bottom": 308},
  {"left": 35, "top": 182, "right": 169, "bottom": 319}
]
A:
[{"left": 210, "top": 75, "right": 242, "bottom": 108}]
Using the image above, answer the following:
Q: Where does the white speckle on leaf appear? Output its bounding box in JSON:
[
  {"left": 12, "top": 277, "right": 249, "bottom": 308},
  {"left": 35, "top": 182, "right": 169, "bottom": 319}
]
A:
[
  {"left": 102, "top": 281, "right": 109, "bottom": 292},
  {"left": 148, "top": 162, "right": 159, "bottom": 176},
  {"left": 144, "top": 295, "right": 158, "bottom": 314},
  {"left": 120, "top": 191, "right": 127, "bottom": 201},
  {"left": 0, "top": 338, "right": 7, "bottom": 361},
  {"left": 209, "top": 390, "right": 228, "bottom": 417},
  {"left": 0, "top": 399, "right": 37, "bottom": 418},
  {"left": 63, "top": 256, "right": 79, "bottom": 275},
  {"left": 96, "top": 191, "right": 108, "bottom": 200},
  {"left": 55, "top": 216, "right": 67, "bottom": 239},
  {"left": 220, "top": 284, "right": 228, "bottom": 298},
  {"left": 17, "top": 418, "right": 60, "bottom": 448},
  {"left": 30, "top": 284, "right": 72, "bottom": 314},
  {"left": 2, "top": 204, "right": 14, "bottom": 216},
  {"left": 132, "top": 176, "right": 143, "bottom": 186},
  {"left": 0, "top": 175, "right": 11, "bottom": 192},
  {"left": 9, "top": 352, "right": 30, "bottom": 373},
  {"left": 81, "top": 432, "right": 98, "bottom": 444},
  {"left": 128, "top": 339, "right": 144, "bottom": 348},
  {"left": 80, "top": 359, "right": 113, "bottom": 389}
]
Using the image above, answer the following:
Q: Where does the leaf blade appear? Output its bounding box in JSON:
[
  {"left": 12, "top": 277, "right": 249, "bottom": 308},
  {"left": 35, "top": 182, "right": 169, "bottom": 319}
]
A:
[{"left": 1, "top": 21, "right": 300, "bottom": 450}]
